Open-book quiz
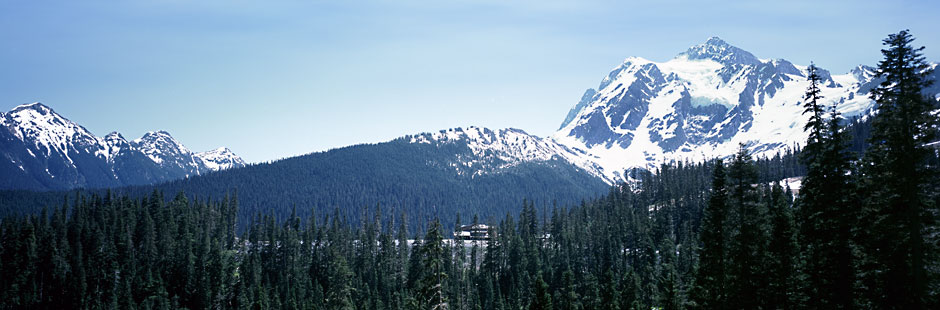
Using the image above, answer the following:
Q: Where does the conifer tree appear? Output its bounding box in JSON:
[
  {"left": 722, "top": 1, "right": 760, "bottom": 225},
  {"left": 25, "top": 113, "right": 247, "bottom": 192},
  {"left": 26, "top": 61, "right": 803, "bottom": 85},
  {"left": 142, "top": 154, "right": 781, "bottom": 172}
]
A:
[
  {"left": 799, "top": 62, "right": 857, "bottom": 309},
  {"left": 556, "top": 268, "right": 582, "bottom": 310},
  {"left": 620, "top": 269, "right": 641, "bottom": 310},
  {"left": 767, "top": 183, "right": 802, "bottom": 309},
  {"left": 726, "top": 146, "right": 769, "bottom": 310},
  {"left": 325, "top": 247, "right": 355, "bottom": 310},
  {"left": 529, "top": 273, "right": 553, "bottom": 310},
  {"left": 658, "top": 235, "right": 680, "bottom": 310},
  {"left": 802, "top": 63, "right": 827, "bottom": 162},
  {"left": 420, "top": 219, "right": 449, "bottom": 310},
  {"left": 451, "top": 213, "right": 467, "bottom": 309},
  {"left": 395, "top": 212, "right": 410, "bottom": 309},
  {"left": 690, "top": 159, "right": 729, "bottom": 310},
  {"left": 859, "top": 29, "right": 938, "bottom": 309}
]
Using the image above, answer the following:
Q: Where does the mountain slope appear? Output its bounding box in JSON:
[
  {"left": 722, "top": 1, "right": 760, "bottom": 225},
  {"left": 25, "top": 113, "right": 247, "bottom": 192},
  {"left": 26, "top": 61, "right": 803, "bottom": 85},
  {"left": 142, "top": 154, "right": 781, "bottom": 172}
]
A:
[
  {"left": 0, "top": 102, "right": 246, "bottom": 190},
  {"left": 408, "top": 126, "right": 606, "bottom": 179},
  {"left": 0, "top": 124, "right": 608, "bottom": 231},
  {"left": 552, "top": 37, "right": 940, "bottom": 182},
  {"left": 0, "top": 127, "right": 608, "bottom": 232}
]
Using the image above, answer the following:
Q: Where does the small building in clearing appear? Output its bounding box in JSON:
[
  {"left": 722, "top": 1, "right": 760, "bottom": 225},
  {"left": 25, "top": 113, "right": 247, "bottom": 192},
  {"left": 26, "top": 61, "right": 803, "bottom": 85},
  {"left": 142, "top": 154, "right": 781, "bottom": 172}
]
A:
[{"left": 454, "top": 224, "right": 491, "bottom": 241}]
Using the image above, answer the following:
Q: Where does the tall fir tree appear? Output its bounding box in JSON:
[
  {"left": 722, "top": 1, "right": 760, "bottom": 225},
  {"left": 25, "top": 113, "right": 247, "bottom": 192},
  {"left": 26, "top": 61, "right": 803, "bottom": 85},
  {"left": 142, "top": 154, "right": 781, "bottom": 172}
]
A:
[
  {"left": 726, "top": 146, "right": 770, "bottom": 310},
  {"left": 767, "top": 183, "right": 803, "bottom": 310},
  {"left": 529, "top": 273, "right": 553, "bottom": 310},
  {"left": 799, "top": 62, "right": 857, "bottom": 310},
  {"left": 690, "top": 159, "right": 729, "bottom": 310},
  {"left": 324, "top": 246, "right": 355, "bottom": 310},
  {"left": 859, "top": 29, "right": 938, "bottom": 309},
  {"left": 420, "top": 219, "right": 449, "bottom": 310},
  {"left": 658, "top": 235, "right": 680, "bottom": 310}
]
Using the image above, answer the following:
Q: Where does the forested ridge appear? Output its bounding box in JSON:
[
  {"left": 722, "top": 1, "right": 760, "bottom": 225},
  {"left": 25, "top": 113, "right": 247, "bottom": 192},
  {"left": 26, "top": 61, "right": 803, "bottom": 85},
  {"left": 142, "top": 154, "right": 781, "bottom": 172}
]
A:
[
  {"left": 0, "top": 133, "right": 609, "bottom": 235},
  {"left": 1, "top": 30, "right": 939, "bottom": 309}
]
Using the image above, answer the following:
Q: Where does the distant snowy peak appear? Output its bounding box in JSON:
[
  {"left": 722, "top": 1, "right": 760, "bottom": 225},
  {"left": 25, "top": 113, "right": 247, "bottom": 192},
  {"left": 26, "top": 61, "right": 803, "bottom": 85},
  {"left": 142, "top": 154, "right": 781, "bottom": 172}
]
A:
[
  {"left": 132, "top": 130, "right": 193, "bottom": 165},
  {"left": 102, "top": 131, "right": 128, "bottom": 161},
  {"left": 1, "top": 102, "right": 101, "bottom": 161},
  {"left": 196, "top": 147, "right": 247, "bottom": 171},
  {"left": 0, "top": 102, "right": 247, "bottom": 190},
  {"left": 551, "top": 37, "right": 938, "bottom": 183},
  {"left": 105, "top": 131, "right": 126, "bottom": 142},
  {"left": 129, "top": 131, "right": 246, "bottom": 173},
  {"left": 409, "top": 126, "right": 608, "bottom": 180},
  {"left": 412, "top": 126, "right": 561, "bottom": 162},
  {"left": 679, "top": 36, "right": 761, "bottom": 66}
]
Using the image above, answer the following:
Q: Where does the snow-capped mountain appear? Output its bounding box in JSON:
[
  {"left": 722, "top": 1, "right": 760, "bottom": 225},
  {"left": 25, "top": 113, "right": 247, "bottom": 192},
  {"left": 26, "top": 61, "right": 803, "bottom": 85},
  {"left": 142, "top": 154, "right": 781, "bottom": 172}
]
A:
[
  {"left": 406, "top": 37, "right": 937, "bottom": 184},
  {"left": 3, "top": 38, "right": 935, "bottom": 190},
  {"left": 103, "top": 131, "right": 130, "bottom": 161},
  {"left": 552, "top": 36, "right": 938, "bottom": 182},
  {"left": 1, "top": 102, "right": 104, "bottom": 163},
  {"left": 131, "top": 130, "right": 207, "bottom": 177},
  {"left": 408, "top": 126, "right": 605, "bottom": 178},
  {"left": 195, "top": 147, "right": 247, "bottom": 171},
  {"left": 0, "top": 102, "right": 245, "bottom": 190}
]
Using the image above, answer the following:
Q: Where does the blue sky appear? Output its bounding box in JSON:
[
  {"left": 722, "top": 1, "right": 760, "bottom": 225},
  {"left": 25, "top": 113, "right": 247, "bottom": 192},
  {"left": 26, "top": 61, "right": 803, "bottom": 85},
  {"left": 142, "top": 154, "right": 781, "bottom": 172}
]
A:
[{"left": 2, "top": 0, "right": 938, "bottom": 163}]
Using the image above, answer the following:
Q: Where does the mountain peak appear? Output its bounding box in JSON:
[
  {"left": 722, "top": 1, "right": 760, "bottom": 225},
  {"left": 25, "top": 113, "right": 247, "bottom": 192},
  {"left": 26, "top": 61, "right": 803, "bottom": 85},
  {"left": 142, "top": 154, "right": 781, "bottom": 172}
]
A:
[
  {"left": 3, "top": 101, "right": 100, "bottom": 154},
  {"left": 105, "top": 131, "right": 125, "bottom": 140},
  {"left": 195, "top": 147, "right": 246, "bottom": 171},
  {"left": 679, "top": 36, "right": 760, "bottom": 66},
  {"left": 10, "top": 102, "right": 53, "bottom": 114},
  {"left": 7, "top": 102, "right": 62, "bottom": 123},
  {"left": 132, "top": 130, "right": 192, "bottom": 165},
  {"left": 104, "top": 132, "right": 128, "bottom": 146},
  {"left": 551, "top": 37, "right": 904, "bottom": 183},
  {"left": 136, "top": 130, "right": 182, "bottom": 146},
  {"left": 142, "top": 130, "right": 173, "bottom": 138},
  {"left": 704, "top": 36, "right": 728, "bottom": 47}
]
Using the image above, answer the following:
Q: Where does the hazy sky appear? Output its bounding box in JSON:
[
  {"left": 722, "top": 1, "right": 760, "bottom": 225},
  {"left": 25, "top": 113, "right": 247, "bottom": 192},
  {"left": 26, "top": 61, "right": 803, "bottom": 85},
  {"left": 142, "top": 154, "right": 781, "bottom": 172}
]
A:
[{"left": 2, "top": 0, "right": 938, "bottom": 163}]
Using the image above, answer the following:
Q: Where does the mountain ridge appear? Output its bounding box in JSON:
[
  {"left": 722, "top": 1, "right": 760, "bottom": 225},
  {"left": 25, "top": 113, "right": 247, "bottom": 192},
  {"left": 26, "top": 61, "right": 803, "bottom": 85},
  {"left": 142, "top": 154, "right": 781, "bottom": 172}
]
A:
[
  {"left": 3, "top": 37, "right": 937, "bottom": 189},
  {"left": 0, "top": 102, "right": 246, "bottom": 190}
]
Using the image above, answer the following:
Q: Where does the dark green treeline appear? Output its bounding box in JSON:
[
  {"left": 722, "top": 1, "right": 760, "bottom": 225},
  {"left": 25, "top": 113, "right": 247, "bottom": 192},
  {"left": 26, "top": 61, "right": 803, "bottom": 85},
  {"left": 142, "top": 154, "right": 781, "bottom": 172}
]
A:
[
  {"left": 0, "top": 143, "right": 930, "bottom": 310},
  {"left": 0, "top": 154, "right": 797, "bottom": 309}
]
